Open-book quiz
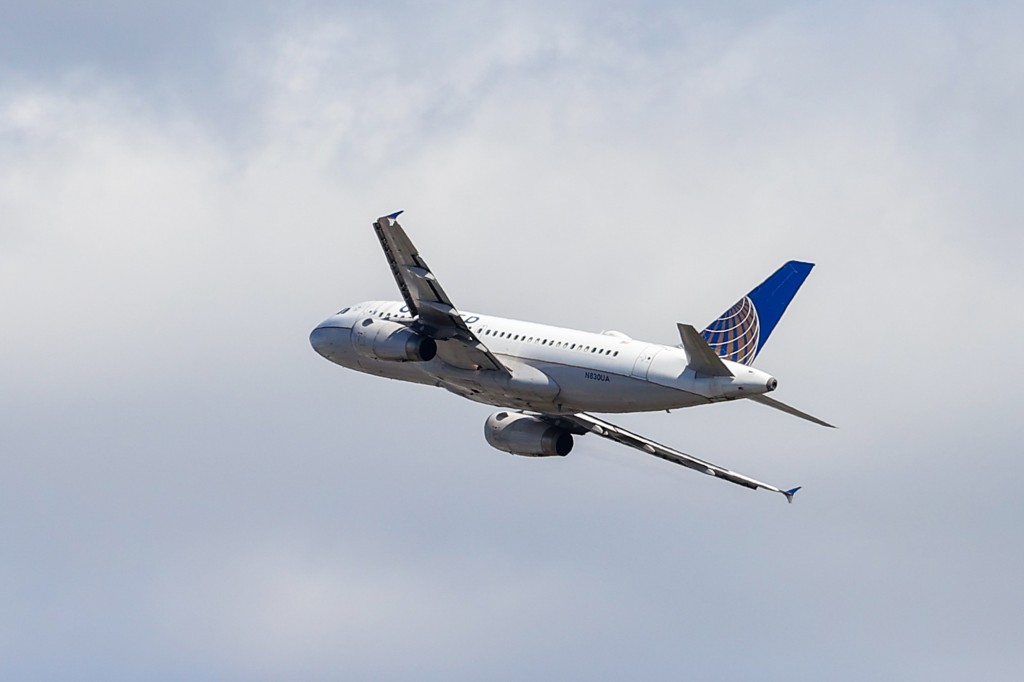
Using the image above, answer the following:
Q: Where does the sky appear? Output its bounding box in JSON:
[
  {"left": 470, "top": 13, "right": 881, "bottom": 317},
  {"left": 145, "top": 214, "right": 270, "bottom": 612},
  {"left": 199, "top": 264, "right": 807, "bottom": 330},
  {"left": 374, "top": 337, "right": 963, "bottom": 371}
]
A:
[{"left": 2, "top": 1, "right": 1023, "bottom": 679}]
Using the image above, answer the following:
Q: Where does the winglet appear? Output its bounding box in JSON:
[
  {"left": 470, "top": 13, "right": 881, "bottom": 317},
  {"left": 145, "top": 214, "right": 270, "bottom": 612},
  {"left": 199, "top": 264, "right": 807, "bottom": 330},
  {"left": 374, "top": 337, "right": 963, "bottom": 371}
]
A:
[
  {"left": 385, "top": 210, "right": 404, "bottom": 220},
  {"left": 783, "top": 486, "right": 801, "bottom": 504}
]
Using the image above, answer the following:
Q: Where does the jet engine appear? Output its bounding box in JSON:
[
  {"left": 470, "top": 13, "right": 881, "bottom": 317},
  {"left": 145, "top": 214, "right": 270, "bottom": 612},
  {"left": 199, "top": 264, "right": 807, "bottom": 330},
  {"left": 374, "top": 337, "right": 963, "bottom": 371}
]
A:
[
  {"left": 352, "top": 319, "right": 437, "bottom": 362},
  {"left": 484, "top": 411, "right": 573, "bottom": 457}
]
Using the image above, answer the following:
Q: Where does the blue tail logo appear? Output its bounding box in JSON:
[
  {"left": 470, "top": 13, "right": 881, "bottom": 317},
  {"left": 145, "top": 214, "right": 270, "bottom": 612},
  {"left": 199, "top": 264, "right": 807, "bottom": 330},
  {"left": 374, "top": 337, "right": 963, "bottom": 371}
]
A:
[{"left": 701, "top": 261, "right": 814, "bottom": 365}]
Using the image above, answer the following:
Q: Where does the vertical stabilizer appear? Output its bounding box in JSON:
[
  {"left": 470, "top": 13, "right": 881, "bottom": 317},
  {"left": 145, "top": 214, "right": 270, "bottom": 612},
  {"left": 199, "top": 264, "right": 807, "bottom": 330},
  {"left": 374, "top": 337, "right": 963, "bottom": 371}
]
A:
[{"left": 700, "top": 261, "right": 814, "bottom": 364}]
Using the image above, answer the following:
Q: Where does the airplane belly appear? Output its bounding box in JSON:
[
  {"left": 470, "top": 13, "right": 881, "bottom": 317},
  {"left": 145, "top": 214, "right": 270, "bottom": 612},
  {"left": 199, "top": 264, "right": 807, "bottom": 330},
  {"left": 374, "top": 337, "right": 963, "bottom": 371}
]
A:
[
  {"left": 535, "top": 361, "right": 708, "bottom": 413},
  {"left": 435, "top": 358, "right": 561, "bottom": 410}
]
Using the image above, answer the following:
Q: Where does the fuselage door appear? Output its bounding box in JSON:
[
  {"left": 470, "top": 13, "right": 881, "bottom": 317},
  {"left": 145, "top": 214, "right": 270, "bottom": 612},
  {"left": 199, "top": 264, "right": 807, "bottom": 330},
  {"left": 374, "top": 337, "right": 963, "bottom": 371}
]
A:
[{"left": 630, "top": 344, "right": 662, "bottom": 380}]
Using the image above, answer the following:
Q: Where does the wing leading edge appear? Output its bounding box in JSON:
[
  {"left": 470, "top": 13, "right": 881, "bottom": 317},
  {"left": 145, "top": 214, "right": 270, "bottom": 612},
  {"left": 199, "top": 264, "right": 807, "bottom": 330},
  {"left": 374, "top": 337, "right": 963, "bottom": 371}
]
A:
[
  {"left": 553, "top": 413, "right": 801, "bottom": 503},
  {"left": 372, "top": 213, "right": 509, "bottom": 374}
]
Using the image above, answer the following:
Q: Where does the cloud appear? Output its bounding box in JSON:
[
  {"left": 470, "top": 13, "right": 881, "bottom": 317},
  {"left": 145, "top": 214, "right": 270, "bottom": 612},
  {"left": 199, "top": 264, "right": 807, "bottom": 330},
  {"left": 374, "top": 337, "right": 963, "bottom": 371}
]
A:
[{"left": 2, "top": 2, "right": 1023, "bottom": 679}]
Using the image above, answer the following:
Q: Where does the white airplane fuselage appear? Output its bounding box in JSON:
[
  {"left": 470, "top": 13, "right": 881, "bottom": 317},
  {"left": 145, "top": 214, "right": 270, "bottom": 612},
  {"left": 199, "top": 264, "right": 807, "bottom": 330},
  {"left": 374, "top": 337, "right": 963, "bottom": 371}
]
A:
[
  {"left": 311, "top": 299, "right": 778, "bottom": 414},
  {"left": 310, "top": 213, "right": 829, "bottom": 502}
]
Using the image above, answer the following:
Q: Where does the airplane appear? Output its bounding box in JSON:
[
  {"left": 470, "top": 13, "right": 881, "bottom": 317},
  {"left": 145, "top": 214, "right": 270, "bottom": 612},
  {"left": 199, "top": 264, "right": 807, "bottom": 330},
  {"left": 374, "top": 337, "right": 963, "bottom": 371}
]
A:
[{"left": 310, "top": 212, "right": 833, "bottom": 503}]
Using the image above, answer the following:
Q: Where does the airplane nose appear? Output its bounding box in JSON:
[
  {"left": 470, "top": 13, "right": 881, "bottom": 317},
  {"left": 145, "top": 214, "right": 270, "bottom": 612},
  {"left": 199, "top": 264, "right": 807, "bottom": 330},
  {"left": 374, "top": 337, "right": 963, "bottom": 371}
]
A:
[
  {"left": 310, "top": 325, "right": 330, "bottom": 358},
  {"left": 310, "top": 323, "right": 347, "bottom": 360}
]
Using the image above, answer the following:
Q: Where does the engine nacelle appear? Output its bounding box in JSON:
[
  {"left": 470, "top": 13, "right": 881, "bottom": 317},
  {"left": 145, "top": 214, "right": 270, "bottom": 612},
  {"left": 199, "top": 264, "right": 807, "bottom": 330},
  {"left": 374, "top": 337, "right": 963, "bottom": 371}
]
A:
[
  {"left": 352, "top": 318, "right": 437, "bottom": 362},
  {"left": 484, "top": 411, "right": 573, "bottom": 457}
]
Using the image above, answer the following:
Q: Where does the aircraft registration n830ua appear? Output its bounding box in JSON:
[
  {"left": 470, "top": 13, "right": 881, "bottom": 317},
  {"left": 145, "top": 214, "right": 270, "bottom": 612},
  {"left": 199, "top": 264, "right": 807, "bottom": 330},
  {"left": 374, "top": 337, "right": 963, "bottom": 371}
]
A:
[{"left": 310, "top": 212, "right": 833, "bottom": 503}]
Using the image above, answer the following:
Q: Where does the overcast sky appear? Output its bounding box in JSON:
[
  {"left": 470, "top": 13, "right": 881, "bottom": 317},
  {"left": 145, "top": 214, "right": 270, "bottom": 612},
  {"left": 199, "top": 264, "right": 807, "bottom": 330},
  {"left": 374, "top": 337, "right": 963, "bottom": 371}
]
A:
[{"left": 2, "top": 2, "right": 1023, "bottom": 680}]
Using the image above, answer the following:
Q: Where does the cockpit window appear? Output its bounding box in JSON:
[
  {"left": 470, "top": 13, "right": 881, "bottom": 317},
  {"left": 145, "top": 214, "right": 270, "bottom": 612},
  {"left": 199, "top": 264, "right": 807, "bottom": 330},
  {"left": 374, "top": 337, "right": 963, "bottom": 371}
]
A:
[{"left": 337, "top": 307, "right": 350, "bottom": 314}]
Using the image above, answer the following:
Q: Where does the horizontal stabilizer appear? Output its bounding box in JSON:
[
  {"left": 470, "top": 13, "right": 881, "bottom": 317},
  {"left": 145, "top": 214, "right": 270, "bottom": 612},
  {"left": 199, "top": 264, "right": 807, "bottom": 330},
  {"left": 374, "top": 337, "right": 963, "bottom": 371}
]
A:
[
  {"left": 749, "top": 394, "right": 835, "bottom": 428},
  {"left": 677, "top": 324, "right": 733, "bottom": 377}
]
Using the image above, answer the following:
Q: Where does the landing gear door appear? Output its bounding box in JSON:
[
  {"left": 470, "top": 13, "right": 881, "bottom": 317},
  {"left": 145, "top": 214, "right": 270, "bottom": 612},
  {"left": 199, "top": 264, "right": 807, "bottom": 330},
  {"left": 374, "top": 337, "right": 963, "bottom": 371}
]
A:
[{"left": 630, "top": 345, "right": 662, "bottom": 380}]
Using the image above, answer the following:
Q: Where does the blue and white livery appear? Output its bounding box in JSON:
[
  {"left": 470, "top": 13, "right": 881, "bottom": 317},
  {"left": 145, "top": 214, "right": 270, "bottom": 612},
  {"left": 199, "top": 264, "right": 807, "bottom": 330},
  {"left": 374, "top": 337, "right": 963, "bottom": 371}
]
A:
[{"left": 310, "top": 213, "right": 832, "bottom": 502}]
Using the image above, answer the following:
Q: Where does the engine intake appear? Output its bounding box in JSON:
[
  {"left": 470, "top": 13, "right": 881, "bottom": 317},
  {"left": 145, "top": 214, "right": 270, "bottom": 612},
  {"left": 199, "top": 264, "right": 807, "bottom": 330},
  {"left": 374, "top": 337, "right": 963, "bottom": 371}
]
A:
[
  {"left": 352, "top": 319, "right": 437, "bottom": 362},
  {"left": 484, "top": 411, "right": 573, "bottom": 457}
]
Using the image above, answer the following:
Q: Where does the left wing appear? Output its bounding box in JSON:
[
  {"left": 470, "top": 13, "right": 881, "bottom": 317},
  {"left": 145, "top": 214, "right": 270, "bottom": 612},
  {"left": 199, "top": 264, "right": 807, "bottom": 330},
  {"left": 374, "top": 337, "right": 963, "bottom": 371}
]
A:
[
  {"left": 373, "top": 212, "right": 509, "bottom": 374},
  {"left": 554, "top": 412, "right": 801, "bottom": 503}
]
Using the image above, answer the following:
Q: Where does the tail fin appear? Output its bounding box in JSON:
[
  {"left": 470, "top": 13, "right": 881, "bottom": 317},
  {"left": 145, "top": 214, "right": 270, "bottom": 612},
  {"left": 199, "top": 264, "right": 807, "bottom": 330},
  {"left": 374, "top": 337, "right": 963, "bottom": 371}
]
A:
[{"left": 700, "top": 261, "right": 814, "bottom": 365}]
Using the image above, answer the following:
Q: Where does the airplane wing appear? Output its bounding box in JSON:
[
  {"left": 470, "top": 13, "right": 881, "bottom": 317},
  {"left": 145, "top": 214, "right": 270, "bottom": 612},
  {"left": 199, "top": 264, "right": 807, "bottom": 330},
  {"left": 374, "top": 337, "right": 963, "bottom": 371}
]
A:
[
  {"left": 373, "top": 212, "right": 510, "bottom": 374},
  {"left": 554, "top": 412, "right": 801, "bottom": 502}
]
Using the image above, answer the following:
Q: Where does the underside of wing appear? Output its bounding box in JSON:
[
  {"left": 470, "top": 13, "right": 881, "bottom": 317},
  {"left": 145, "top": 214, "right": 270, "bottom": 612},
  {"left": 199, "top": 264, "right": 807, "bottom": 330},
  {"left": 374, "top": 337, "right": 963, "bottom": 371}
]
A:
[
  {"left": 373, "top": 213, "right": 509, "bottom": 374},
  {"left": 552, "top": 412, "right": 800, "bottom": 502}
]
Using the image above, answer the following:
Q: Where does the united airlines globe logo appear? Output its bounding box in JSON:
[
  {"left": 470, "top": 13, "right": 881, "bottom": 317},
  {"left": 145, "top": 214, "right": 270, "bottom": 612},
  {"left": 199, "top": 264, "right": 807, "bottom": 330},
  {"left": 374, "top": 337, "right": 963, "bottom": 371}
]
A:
[{"left": 701, "top": 296, "right": 760, "bottom": 365}]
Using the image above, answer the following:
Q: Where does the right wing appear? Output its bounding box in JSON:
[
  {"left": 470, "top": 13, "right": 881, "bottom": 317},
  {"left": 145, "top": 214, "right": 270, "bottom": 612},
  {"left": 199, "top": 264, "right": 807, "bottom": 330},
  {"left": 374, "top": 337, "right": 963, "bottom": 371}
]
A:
[
  {"left": 554, "top": 412, "right": 801, "bottom": 503},
  {"left": 373, "top": 212, "right": 509, "bottom": 374}
]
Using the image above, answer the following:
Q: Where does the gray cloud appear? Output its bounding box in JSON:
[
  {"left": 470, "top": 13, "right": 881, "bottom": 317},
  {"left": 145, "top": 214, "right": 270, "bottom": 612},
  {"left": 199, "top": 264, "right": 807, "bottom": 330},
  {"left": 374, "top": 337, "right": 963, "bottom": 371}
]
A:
[{"left": 2, "top": 2, "right": 1023, "bottom": 679}]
